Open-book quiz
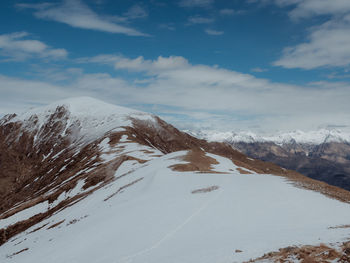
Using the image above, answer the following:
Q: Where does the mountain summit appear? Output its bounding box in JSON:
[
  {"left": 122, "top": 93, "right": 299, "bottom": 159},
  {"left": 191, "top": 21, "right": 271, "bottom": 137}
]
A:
[{"left": 1, "top": 97, "right": 350, "bottom": 262}]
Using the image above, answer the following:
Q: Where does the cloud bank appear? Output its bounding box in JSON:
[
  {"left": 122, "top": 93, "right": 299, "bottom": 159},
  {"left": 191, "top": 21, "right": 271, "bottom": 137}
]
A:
[
  {"left": 0, "top": 32, "right": 67, "bottom": 61},
  {"left": 2, "top": 55, "right": 349, "bottom": 132},
  {"left": 264, "top": 0, "right": 350, "bottom": 69}
]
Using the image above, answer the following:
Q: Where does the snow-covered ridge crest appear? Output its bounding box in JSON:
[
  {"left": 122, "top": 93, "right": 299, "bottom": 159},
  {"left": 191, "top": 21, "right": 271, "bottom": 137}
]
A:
[
  {"left": 5, "top": 97, "right": 156, "bottom": 143},
  {"left": 189, "top": 129, "right": 350, "bottom": 145}
]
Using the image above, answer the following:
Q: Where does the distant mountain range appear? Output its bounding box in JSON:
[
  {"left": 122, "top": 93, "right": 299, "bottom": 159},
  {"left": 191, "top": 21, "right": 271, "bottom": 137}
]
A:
[
  {"left": 189, "top": 129, "right": 350, "bottom": 191},
  {"left": 189, "top": 129, "right": 350, "bottom": 145}
]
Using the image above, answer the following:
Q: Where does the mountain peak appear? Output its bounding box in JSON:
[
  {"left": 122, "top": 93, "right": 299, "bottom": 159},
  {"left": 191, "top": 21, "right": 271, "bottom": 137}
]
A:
[
  {"left": 20, "top": 97, "right": 145, "bottom": 120},
  {"left": 3, "top": 97, "right": 155, "bottom": 144}
]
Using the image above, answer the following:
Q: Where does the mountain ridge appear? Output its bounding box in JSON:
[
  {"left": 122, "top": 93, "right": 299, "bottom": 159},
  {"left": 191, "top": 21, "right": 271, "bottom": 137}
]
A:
[{"left": 1, "top": 97, "right": 350, "bottom": 262}]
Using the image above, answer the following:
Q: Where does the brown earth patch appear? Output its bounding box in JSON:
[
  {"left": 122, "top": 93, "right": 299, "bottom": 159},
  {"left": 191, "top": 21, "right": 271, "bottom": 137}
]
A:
[
  {"left": 6, "top": 247, "right": 29, "bottom": 258},
  {"left": 237, "top": 168, "right": 253, "bottom": 174},
  {"left": 247, "top": 242, "right": 350, "bottom": 263},
  {"left": 28, "top": 223, "right": 49, "bottom": 234},
  {"left": 192, "top": 186, "right": 219, "bottom": 194},
  {"left": 329, "top": 224, "right": 350, "bottom": 229},
  {"left": 47, "top": 220, "right": 65, "bottom": 229},
  {"left": 169, "top": 149, "right": 222, "bottom": 173},
  {"left": 141, "top": 150, "right": 155, "bottom": 154}
]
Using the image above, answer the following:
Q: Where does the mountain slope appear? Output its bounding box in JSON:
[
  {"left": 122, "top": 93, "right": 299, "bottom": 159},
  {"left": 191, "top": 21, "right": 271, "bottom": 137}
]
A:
[{"left": 1, "top": 98, "right": 350, "bottom": 262}]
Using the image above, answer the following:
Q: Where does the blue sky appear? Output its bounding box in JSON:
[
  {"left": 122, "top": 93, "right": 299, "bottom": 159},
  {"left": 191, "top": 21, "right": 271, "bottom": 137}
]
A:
[{"left": 1, "top": 0, "right": 350, "bottom": 132}]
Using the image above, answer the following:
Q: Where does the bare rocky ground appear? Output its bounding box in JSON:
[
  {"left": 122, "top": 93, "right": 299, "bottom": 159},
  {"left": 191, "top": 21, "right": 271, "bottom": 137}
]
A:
[{"left": 247, "top": 241, "right": 350, "bottom": 263}]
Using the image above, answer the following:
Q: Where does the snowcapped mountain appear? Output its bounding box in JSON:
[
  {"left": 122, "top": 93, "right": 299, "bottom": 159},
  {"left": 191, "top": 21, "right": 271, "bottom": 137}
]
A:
[
  {"left": 189, "top": 129, "right": 350, "bottom": 145},
  {"left": 1, "top": 97, "right": 350, "bottom": 263}
]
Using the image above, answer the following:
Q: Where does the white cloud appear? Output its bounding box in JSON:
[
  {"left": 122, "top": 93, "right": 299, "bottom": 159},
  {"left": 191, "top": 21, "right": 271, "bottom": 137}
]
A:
[
  {"left": 251, "top": 67, "right": 268, "bottom": 72},
  {"left": 123, "top": 4, "right": 148, "bottom": 20},
  {"left": 17, "top": 0, "right": 148, "bottom": 36},
  {"left": 0, "top": 74, "right": 71, "bottom": 114},
  {"left": 76, "top": 54, "right": 123, "bottom": 65},
  {"left": 179, "top": 0, "right": 214, "bottom": 8},
  {"left": 114, "top": 56, "right": 190, "bottom": 72},
  {"left": 220, "top": 9, "right": 236, "bottom": 15},
  {"left": 256, "top": 0, "right": 350, "bottom": 69},
  {"left": 0, "top": 32, "right": 67, "bottom": 61},
  {"left": 274, "top": 17, "right": 350, "bottom": 69},
  {"left": 159, "top": 23, "right": 176, "bottom": 31},
  {"left": 273, "top": 0, "right": 350, "bottom": 19},
  {"left": 71, "top": 55, "right": 350, "bottom": 131},
  {"left": 219, "top": 9, "right": 244, "bottom": 16},
  {"left": 251, "top": 0, "right": 350, "bottom": 18},
  {"left": 205, "top": 29, "right": 224, "bottom": 35},
  {"left": 187, "top": 16, "right": 214, "bottom": 25},
  {"left": 0, "top": 73, "right": 131, "bottom": 115},
  {"left": 2, "top": 55, "right": 350, "bottom": 131}
]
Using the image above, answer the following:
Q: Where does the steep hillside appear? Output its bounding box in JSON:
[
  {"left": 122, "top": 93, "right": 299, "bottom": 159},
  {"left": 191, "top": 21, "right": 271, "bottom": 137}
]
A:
[{"left": 1, "top": 98, "right": 350, "bottom": 263}]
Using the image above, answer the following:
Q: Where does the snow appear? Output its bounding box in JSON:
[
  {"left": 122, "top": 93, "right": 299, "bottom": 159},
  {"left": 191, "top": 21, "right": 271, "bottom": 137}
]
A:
[
  {"left": 119, "top": 135, "right": 129, "bottom": 142},
  {"left": 205, "top": 153, "right": 240, "bottom": 173},
  {"left": 2, "top": 151, "right": 350, "bottom": 263},
  {"left": 42, "top": 149, "right": 53, "bottom": 161},
  {"left": 51, "top": 149, "right": 65, "bottom": 160},
  {"left": 98, "top": 138, "right": 111, "bottom": 152},
  {"left": 6, "top": 97, "right": 156, "bottom": 144},
  {"left": 0, "top": 201, "right": 50, "bottom": 230},
  {"left": 98, "top": 137, "right": 164, "bottom": 164},
  {"left": 190, "top": 129, "right": 350, "bottom": 145}
]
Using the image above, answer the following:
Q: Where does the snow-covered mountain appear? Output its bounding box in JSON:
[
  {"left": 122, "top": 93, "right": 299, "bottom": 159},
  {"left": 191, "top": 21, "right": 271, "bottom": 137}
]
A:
[
  {"left": 1, "top": 97, "right": 350, "bottom": 263},
  {"left": 189, "top": 129, "right": 350, "bottom": 145}
]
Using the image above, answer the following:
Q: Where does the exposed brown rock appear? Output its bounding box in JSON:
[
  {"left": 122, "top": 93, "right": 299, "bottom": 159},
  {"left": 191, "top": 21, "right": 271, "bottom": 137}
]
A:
[
  {"left": 170, "top": 149, "right": 221, "bottom": 173},
  {"left": 237, "top": 168, "right": 253, "bottom": 174},
  {"left": 6, "top": 247, "right": 28, "bottom": 258},
  {"left": 191, "top": 186, "right": 219, "bottom": 194},
  {"left": 247, "top": 242, "right": 350, "bottom": 263},
  {"left": 47, "top": 220, "right": 65, "bottom": 229}
]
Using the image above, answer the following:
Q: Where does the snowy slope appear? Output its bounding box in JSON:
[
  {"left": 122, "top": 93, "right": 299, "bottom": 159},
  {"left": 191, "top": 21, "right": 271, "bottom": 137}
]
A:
[
  {"left": 1, "top": 151, "right": 350, "bottom": 263},
  {"left": 1, "top": 97, "right": 350, "bottom": 263}
]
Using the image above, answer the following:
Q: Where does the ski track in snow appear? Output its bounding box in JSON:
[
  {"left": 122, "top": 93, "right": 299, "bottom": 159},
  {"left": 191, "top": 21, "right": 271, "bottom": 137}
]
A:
[{"left": 119, "top": 189, "right": 224, "bottom": 263}]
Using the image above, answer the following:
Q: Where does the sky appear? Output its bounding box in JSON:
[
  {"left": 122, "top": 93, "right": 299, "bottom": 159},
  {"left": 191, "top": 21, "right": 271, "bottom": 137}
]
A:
[{"left": 1, "top": 0, "right": 350, "bottom": 133}]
